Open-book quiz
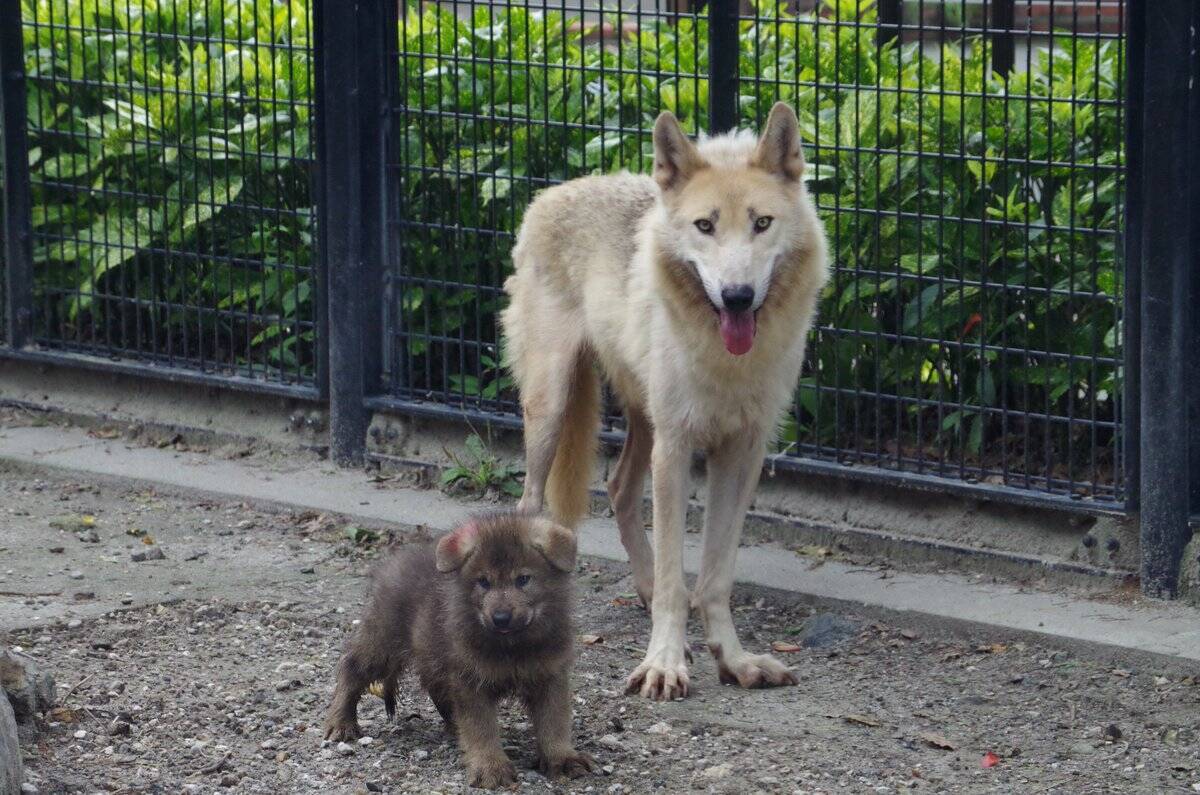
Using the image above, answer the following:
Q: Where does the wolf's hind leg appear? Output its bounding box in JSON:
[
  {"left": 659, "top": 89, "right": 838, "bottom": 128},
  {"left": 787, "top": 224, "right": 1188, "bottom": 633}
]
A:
[{"left": 608, "top": 404, "right": 654, "bottom": 610}]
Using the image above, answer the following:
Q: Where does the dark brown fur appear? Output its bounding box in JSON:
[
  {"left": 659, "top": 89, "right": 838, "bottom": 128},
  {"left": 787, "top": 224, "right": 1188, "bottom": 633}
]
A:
[{"left": 323, "top": 512, "right": 596, "bottom": 789}]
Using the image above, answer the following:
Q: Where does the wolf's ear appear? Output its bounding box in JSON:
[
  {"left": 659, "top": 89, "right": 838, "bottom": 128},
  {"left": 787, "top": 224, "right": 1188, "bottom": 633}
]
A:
[
  {"left": 653, "top": 111, "right": 705, "bottom": 191},
  {"left": 527, "top": 517, "right": 578, "bottom": 573},
  {"left": 752, "top": 101, "right": 805, "bottom": 182},
  {"left": 435, "top": 519, "right": 481, "bottom": 572}
]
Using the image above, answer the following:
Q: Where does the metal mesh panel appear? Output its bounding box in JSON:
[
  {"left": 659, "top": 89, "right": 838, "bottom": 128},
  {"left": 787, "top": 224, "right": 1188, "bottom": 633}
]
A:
[
  {"left": 747, "top": 0, "right": 1125, "bottom": 504},
  {"left": 384, "top": 0, "right": 1125, "bottom": 509},
  {"left": 19, "top": 0, "right": 319, "bottom": 389}
]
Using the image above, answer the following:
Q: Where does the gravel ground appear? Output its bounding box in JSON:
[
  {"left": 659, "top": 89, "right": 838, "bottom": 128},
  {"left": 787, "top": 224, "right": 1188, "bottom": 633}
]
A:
[{"left": 3, "top": 464, "right": 1200, "bottom": 795}]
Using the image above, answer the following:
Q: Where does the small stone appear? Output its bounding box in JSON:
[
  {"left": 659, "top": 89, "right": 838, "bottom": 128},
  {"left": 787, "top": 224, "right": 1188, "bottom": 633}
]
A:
[
  {"left": 275, "top": 751, "right": 291, "bottom": 763},
  {"left": 73, "top": 729, "right": 87, "bottom": 740},
  {"left": 48, "top": 547, "right": 64, "bottom": 554},
  {"left": 66, "top": 619, "right": 82, "bottom": 630},
  {"left": 797, "top": 613, "right": 861, "bottom": 649},
  {"left": 336, "top": 741, "right": 354, "bottom": 756},
  {"left": 602, "top": 764, "right": 615, "bottom": 775},
  {"left": 609, "top": 716, "right": 624, "bottom": 732},
  {"left": 365, "top": 783, "right": 383, "bottom": 793},
  {"left": 357, "top": 736, "right": 374, "bottom": 746},
  {"left": 20, "top": 784, "right": 38, "bottom": 795},
  {"left": 599, "top": 734, "right": 623, "bottom": 751},
  {"left": 413, "top": 749, "right": 429, "bottom": 761},
  {"left": 77, "top": 530, "right": 100, "bottom": 544},
  {"left": 1103, "top": 724, "right": 1123, "bottom": 742},
  {"left": 68, "top": 571, "right": 84, "bottom": 580},
  {"left": 646, "top": 721, "right": 671, "bottom": 735},
  {"left": 144, "top": 547, "right": 166, "bottom": 561},
  {"left": 260, "top": 739, "right": 278, "bottom": 750},
  {"left": 1068, "top": 741, "right": 1095, "bottom": 756},
  {"left": 130, "top": 551, "right": 147, "bottom": 563},
  {"left": 275, "top": 679, "right": 302, "bottom": 692},
  {"left": 219, "top": 774, "right": 238, "bottom": 787},
  {"left": 702, "top": 763, "right": 733, "bottom": 780},
  {"left": 299, "top": 567, "right": 315, "bottom": 575},
  {"left": 108, "top": 720, "right": 132, "bottom": 737}
]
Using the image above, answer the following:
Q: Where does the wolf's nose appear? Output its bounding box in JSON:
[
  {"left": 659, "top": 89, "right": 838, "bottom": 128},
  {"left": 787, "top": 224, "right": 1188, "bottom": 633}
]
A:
[
  {"left": 721, "top": 284, "right": 755, "bottom": 312},
  {"left": 491, "top": 610, "right": 512, "bottom": 628}
]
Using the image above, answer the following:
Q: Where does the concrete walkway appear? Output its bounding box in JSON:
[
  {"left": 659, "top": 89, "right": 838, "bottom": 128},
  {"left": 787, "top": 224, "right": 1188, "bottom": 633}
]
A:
[{"left": 2, "top": 423, "right": 1198, "bottom": 662}]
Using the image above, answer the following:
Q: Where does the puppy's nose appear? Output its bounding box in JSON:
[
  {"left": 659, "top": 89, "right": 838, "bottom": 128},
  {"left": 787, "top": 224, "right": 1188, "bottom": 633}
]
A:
[
  {"left": 491, "top": 610, "right": 512, "bottom": 629},
  {"left": 721, "top": 284, "right": 755, "bottom": 312}
]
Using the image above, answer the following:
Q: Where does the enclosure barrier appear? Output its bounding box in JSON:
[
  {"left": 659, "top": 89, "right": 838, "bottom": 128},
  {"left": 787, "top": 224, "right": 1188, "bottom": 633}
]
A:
[{"left": 1, "top": 0, "right": 1197, "bottom": 597}]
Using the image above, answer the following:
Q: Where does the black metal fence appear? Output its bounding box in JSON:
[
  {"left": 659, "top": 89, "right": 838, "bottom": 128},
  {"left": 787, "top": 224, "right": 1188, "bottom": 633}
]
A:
[{"left": 1, "top": 0, "right": 1197, "bottom": 596}]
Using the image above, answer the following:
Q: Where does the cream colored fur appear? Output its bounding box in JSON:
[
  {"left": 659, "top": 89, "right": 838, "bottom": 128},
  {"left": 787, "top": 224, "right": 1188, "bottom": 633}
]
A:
[{"left": 501, "top": 102, "right": 829, "bottom": 699}]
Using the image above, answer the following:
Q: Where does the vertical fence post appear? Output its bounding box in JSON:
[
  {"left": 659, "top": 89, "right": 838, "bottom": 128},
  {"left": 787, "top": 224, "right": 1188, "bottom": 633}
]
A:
[
  {"left": 708, "top": 0, "right": 739, "bottom": 134},
  {"left": 1133, "top": 0, "right": 1197, "bottom": 598},
  {"left": 876, "top": 0, "right": 901, "bottom": 47},
  {"left": 989, "top": 0, "right": 1014, "bottom": 76},
  {"left": 317, "top": 0, "right": 387, "bottom": 467},
  {"left": 0, "top": 1, "right": 33, "bottom": 348}
]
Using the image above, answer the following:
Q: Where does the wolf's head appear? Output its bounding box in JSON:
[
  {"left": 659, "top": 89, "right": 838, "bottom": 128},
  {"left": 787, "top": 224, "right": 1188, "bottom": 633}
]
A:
[{"left": 652, "top": 102, "right": 815, "bottom": 356}]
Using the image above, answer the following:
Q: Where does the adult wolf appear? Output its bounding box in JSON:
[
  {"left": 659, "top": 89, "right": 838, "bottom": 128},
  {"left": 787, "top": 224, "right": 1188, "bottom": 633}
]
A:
[{"left": 501, "top": 102, "right": 829, "bottom": 700}]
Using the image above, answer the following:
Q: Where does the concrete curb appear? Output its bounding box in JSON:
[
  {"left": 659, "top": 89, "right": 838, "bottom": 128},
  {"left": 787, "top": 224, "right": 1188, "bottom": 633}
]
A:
[{"left": 2, "top": 423, "right": 1198, "bottom": 664}]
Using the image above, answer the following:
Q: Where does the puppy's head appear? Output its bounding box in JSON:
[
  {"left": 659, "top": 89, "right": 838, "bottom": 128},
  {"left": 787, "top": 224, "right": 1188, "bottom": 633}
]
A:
[{"left": 436, "top": 513, "right": 576, "bottom": 641}]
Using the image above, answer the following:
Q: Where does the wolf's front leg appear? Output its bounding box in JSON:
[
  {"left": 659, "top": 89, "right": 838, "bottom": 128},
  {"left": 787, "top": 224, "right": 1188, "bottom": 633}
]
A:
[
  {"left": 626, "top": 434, "right": 692, "bottom": 700},
  {"left": 693, "top": 432, "right": 797, "bottom": 689}
]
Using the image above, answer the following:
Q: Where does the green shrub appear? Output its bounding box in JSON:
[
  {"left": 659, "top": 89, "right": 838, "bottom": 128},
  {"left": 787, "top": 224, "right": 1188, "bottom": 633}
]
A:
[
  {"left": 22, "top": 0, "right": 316, "bottom": 378},
  {"left": 17, "top": 0, "right": 1123, "bottom": 492}
]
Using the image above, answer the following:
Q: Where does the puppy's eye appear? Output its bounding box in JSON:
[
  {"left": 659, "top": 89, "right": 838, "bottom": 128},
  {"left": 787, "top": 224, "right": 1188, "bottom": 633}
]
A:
[
  {"left": 477, "top": 577, "right": 491, "bottom": 590},
  {"left": 694, "top": 218, "right": 714, "bottom": 235},
  {"left": 515, "top": 574, "right": 531, "bottom": 588},
  {"left": 754, "top": 215, "right": 773, "bottom": 233}
]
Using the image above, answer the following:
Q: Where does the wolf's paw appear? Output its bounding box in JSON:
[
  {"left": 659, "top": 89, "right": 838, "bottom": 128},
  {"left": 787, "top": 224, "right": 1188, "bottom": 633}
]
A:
[
  {"left": 468, "top": 757, "right": 518, "bottom": 790},
  {"left": 626, "top": 647, "right": 690, "bottom": 701},
  {"left": 715, "top": 651, "right": 797, "bottom": 689},
  {"left": 322, "top": 717, "right": 362, "bottom": 742},
  {"left": 538, "top": 749, "right": 597, "bottom": 780}
]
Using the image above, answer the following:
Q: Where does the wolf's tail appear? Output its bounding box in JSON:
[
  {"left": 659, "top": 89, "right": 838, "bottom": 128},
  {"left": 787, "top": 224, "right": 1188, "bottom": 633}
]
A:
[{"left": 545, "top": 353, "right": 600, "bottom": 529}]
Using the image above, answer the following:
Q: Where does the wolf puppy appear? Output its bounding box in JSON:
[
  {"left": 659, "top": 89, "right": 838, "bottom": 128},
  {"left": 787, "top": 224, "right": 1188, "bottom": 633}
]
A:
[
  {"left": 323, "top": 513, "right": 596, "bottom": 788},
  {"left": 502, "top": 102, "right": 829, "bottom": 700}
]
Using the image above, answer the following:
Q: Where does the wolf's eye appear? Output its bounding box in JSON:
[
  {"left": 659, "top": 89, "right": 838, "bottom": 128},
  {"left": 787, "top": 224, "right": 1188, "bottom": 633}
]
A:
[
  {"left": 754, "top": 215, "right": 773, "bottom": 233},
  {"left": 694, "top": 218, "right": 714, "bottom": 235},
  {"left": 515, "top": 574, "right": 531, "bottom": 588},
  {"left": 477, "top": 577, "right": 491, "bottom": 590}
]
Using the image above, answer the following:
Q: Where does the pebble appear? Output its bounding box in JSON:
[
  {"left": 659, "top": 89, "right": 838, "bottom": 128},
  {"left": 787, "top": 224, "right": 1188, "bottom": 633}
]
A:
[
  {"left": 68, "top": 571, "right": 84, "bottom": 580},
  {"left": 336, "top": 741, "right": 354, "bottom": 756},
  {"left": 646, "top": 722, "right": 672, "bottom": 735},
  {"left": 21, "top": 785, "right": 39, "bottom": 794},
  {"left": 702, "top": 763, "right": 733, "bottom": 780},
  {"left": 66, "top": 619, "right": 82, "bottom": 630},
  {"left": 276, "top": 751, "right": 291, "bottom": 763},
  {"left": 73, "top": 730, "right": 87, "bottom": 739},
  {"left": 108, "top": 720, "right": 132, "bottom": 737},
  {"left": 599, "top": 734, "right": 624, "bottom": 751},
  {"left": 1068, "top": 741, "right": 1095, "bottom": 756},
  {"left": 357, "top": 736, "right": 374, "bottom": 746},
  {"left": 413, "top": 749, "right": 430, "bottom": 761}
]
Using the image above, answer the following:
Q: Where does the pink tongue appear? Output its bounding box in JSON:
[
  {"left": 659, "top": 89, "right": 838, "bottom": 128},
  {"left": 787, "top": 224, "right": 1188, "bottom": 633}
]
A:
[{"left": 718, "top": 310, "right": 756, "bottom": 355}]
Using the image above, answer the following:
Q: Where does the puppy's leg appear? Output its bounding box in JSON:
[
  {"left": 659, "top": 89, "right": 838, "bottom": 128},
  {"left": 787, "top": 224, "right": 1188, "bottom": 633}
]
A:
[
  {"left": 694, "top": 432, "right": 797, "bottom": 689},
  {"left": 607, "top": 405, "right": 654, "bottom": 609},
  {"left": 626, "top": 431, "right": 692, "bottom": 701},
  {"left": 324, "top": 653, "right": 375, "bottom": 741},
  {"left": 527, "top": 672, "right": 596, "bottom": 780},
  {"left": 514, "top": 330, "right": 584, "bottom": 517},
  {"left": 453, "top": 690, "right": 516, "bottom": 789}
]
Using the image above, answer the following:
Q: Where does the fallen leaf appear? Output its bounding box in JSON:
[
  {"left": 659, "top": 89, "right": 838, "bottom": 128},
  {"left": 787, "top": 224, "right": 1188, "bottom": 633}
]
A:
[
  {"left": 48, "top": 707, "right": 81, "bottom": 723},
  {"left": 918, "top": 732, "right": 956, "bottom": 750},
  {"left": 1111, "top": 668, "right": 1131, "bottom": 678},
  {"left": 141, "top": 535, "right": 156, "bottom": 546},
  {"left": 771, "top": 641, "right": 803, "bottom": 653},
  {"left": 579, "top": 634, "right": 604, "bottom": 646},
  {"left": 49, "top": 515, "right": 97, "bottom": 531},
  {"left": 842, "top": 714, "right": 881, "bottom": 728},
  {"left": 981, "top": 751, "right": 1000, "bottom": 768},
  {"left": 88, "top": 428, "right": 121, "bottom": 440},
  {"left": 610, "top": 597, "right": 638, "bottom": 608},
  {"left": 975, "top": 643, "right": 1008, "bottom": 654}
]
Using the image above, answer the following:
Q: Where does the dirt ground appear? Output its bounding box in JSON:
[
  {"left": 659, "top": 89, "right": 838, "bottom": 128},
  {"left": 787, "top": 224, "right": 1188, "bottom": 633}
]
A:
[{"left": 3, "top": 463, "right": 1200, "bottom": 795}]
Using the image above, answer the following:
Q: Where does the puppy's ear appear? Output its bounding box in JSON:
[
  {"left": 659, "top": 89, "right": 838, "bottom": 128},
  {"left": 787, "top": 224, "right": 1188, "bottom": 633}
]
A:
[
  {"left": 653, "top": 111, "right": 705, "bottom": 192},
  {"left": 527, "top": 517, "right": 577, "bottom": 573},
  {"left": 435, "top": 519, "right": 480, "bottom": 572},
  {"left": 751, "top": 101, "right": 805, "bottom": 182}
]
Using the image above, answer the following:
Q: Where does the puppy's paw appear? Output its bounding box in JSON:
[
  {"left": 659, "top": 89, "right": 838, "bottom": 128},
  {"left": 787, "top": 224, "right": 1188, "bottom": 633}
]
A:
[
  {"left": 468, "top": 757, "right": 518, "bottom": 789},
  {"left": 625, "top": 647, "right": 690, "bottom": 701},
  {"left": 538, "top": 749, "right": 597, "bottom": 780},
  {"left": 322, "top": 717, "right": 362, "bottom": 742},
  {"left": 715, "top": 651, "right": 797, "bottom": 689}
]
